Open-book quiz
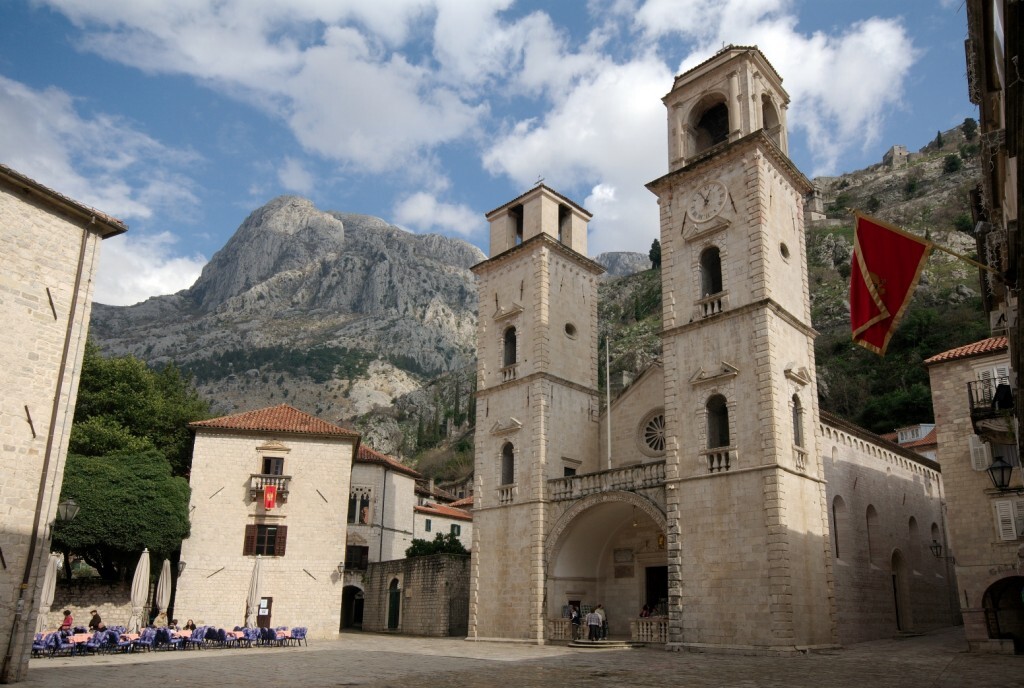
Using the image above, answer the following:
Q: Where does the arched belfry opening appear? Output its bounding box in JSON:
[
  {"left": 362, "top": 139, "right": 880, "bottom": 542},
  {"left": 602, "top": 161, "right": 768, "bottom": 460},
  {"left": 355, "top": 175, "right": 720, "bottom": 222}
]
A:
[
  {"left": 691, "top": 99, "right": 730, "bottom": 156},
  {"left": 761, "top": 94, "right": 781, "bottom": 147}
]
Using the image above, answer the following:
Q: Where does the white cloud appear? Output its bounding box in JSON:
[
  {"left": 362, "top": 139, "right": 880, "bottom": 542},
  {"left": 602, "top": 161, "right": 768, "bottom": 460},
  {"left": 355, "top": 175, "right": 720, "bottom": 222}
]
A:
[
  {"left": 94, "top": 232, "right": 207, "bottom": 306},
  {"left": 278, "top": 157, "right": 315, "bottom": 194},
  {"left": 393, "top": 192, "right": 482, "bottom": 237},
  {"left": 0, "top": 74, "right": 199, "bottom": 220}
]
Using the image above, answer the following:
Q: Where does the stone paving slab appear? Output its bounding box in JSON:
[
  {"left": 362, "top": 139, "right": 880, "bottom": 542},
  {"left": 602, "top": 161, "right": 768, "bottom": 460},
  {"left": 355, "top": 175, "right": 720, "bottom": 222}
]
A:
[{"left": 20, "top": 626, "right": 1024, "bottom": 687}]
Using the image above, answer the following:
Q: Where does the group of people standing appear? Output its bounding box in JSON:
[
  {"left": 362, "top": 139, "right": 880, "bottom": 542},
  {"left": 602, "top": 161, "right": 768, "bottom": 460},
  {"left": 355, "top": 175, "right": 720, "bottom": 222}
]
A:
[{"left": 569, "top": 604, "right": 607, "bottom": 641}]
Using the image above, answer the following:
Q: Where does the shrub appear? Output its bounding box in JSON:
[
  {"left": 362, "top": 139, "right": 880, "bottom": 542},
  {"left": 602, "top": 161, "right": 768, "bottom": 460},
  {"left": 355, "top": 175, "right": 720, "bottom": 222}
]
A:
[{"left": 943, "top": 154, "right": 963, "bottom": 174}]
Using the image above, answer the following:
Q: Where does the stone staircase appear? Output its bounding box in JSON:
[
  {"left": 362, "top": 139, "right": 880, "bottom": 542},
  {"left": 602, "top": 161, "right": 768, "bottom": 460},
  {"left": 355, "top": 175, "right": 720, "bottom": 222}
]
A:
[{"left": 568, "top": 639, "right": 642, "bottom": 650}]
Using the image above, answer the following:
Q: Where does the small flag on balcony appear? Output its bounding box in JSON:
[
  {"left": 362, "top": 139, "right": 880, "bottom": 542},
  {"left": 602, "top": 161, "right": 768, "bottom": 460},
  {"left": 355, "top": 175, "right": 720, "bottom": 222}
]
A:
[
  {"left": 850, "top": 213, "right": 932, "bottom": 355},
  {"left": 264, "top": 484, "right": 277, "bottom": 510}
]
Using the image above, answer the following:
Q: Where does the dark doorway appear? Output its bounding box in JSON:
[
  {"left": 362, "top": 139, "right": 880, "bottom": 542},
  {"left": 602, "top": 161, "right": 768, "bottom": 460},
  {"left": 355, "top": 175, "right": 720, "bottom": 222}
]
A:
[
  {"left": 256, "top": 597, "right": 272, "bottom": 629},
  {"left": 387, "top": 579, "right": 401, "bottom": 630},
  {"left": 984, "top": 576, "right": 1024, "bottom": 653},
  {"left": 646, "top": 566, "right": 668, "bottom": 614},
  {"left": 341, "top": 586, "right": 364, "bottom": 630}
]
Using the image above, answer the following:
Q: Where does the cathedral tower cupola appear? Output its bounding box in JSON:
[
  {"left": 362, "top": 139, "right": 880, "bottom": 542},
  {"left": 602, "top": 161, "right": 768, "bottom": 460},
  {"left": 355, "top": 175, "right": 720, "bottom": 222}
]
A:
[
  {"left": 664, "top": 45, "right": 789, "bottom": 171},
  {"left": 484, "top": 184, "right": 591, "bottom": 258}
]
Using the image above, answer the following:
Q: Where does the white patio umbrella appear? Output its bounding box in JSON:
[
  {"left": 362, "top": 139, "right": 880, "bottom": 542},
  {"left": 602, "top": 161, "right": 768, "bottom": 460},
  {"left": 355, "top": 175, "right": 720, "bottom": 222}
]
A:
[
  {"left": 35, "top": 553, "right": 62, "bottom": 633},
  {"left": 126, "top": 548, "right": 151, "bottom": 633},
  {"left": 153, "top": 559, "right": 172, "bottom": 626},
  {"left": 244, "top": 555, "right": 262, "bottom": 628}
]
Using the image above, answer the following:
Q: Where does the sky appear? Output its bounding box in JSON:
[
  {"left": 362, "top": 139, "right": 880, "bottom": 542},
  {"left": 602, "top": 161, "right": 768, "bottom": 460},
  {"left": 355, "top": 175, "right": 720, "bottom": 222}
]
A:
[{"left": 0, "top": 0, "right": 976, "bottom": 306}]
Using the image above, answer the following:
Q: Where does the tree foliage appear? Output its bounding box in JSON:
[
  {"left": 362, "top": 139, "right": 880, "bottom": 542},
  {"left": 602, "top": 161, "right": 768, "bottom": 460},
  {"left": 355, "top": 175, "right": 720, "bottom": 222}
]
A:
[
  {"left": 649, "top": 239, "right": 661, "bottom": 269},
  {"left": 52, "top": 450, "right": 191, "bottom": 581},
  {"left": 943, "top": 154, "right": 963, "bottom": 174},
  {"left": 405, "top": 532, "right": 469, "bottom": 557},
  {"left": 962, "top": 117, "right": 978, "bottom": 141},
  {"left": 72, "top": 341, "right": 211, "bottom": 476}
]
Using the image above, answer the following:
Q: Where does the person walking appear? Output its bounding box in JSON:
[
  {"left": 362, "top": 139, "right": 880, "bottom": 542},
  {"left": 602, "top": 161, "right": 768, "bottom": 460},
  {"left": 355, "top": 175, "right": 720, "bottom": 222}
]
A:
[
  {"left": 595, "top": 604, "right": 607, "bottom": 640},
  {"left": 570, "top": 605, "right": 581, "bottom": 640}
]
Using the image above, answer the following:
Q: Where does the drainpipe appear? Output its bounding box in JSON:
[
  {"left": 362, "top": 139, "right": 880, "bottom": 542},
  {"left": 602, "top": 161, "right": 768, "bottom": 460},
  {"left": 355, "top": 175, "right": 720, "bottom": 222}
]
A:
[{"left": 1, "top": 219, "right": 93, "bottom": 682}]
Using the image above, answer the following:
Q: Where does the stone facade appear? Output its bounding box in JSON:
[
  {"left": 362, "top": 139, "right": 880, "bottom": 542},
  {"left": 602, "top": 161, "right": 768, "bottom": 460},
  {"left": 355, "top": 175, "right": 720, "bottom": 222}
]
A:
[
  {"left": 174, "top": 406, "right": 357, "bottom": 638},
  {"left": 361, "top": 554, "right": 470, "bottom": 636},
  {"left": 346, "top": 460, "right": 418, "bottom": 564},
  {"left": 0, "top": 164, "right": 125, "bottom": 682},
  {"left": 413, "top": 504, "right": 472, "bottom": 550},
  {"left": 468, "top": 47, "right": 955, "bottom": 653},
  {"left": 927, "top": 339, "right": 1020, "bottom": 652}
]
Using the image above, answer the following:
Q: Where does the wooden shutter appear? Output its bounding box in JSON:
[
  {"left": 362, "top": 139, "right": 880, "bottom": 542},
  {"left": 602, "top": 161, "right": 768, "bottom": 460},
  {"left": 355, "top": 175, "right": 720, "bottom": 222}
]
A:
[
  {"left": 243, "top": 524, "right": 257, "bottom": 555},
  {"left": 274, "top": 525, "right": 288, "bottom": 556},
  {"left": 1014, "top": 500, "right": 1024, "bottom": 538},
  {"left": 994, "top": 500, "right": 1017, "bottom": 541},
  {"left": 969, "top": 435, "right": 992, "bottom": 471}
]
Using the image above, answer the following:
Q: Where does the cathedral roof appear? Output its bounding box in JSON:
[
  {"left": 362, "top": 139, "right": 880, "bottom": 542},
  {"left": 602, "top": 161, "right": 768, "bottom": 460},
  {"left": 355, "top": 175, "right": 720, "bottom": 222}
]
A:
[
  {"left": 672, "top": 45, "right": 783, "bottom": 90},
  {"left": 923, "top": 336, "right": 1008, "bottom": 365},
  {"left": 190, "top": 404, "right": 359, "bottom": 438},
  {"left": 484, "top": 183, "right": 591, "bottom": 220}
]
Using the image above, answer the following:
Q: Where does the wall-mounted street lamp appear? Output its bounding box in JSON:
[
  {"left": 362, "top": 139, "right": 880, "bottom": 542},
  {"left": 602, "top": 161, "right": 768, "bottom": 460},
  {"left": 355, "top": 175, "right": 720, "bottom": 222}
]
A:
[
  {"left": 929, "top": 539, "right": 944, "bottom": 558},
  {"left": 987, "top": 456, "right": 1014, "bottom": 491},
  {"left": 337, "top": 562, "right": 345, "bottom": 575},
  {"left": 56, "top": 499, "right": 79, "bottom": 522}
]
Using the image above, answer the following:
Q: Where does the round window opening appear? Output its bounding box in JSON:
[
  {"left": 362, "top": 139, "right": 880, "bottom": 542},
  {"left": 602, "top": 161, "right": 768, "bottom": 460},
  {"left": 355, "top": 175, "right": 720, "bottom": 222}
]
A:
[
  {"left": 780, "top": 242, "right": 790, "bottom": 259},
  {"left": 637, "top": 410, "right": 666, "bottom": 457},
  {"left": 564, "top": 323, "right": 578, "bottom": 339}
]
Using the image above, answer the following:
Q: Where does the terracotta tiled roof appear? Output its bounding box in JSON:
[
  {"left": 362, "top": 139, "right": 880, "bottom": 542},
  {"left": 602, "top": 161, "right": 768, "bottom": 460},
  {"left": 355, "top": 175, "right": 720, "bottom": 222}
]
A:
[
  {"left": 190, "top": 404, "right": 359, "bottom": 438},
  {"left": 449, "top": 496, "right": 473, "bottom": 509},
  {"left": 924, "top": 336, "right": 1008, "bottom": 365},
  {"left": 416, "top": 482, "right": 457, "bottom": 502},
  {"left": 902, "top": 427, "right": 938, "bottom": 449},
  {"left": 356, "top": 445, "right": 421, "bottom": 478},
  {"left": 415, "top": 503, "right": 473, "bottom": 521},
  {"left": 0, "top": 163, "right": 128, "bottom": 238}
]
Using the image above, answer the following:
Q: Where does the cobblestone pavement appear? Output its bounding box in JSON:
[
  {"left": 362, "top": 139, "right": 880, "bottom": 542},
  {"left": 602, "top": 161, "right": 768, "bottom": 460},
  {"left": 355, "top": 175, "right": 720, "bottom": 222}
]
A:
[{"left": 20, "top": 626, "right": 1024, "bottom": 687}]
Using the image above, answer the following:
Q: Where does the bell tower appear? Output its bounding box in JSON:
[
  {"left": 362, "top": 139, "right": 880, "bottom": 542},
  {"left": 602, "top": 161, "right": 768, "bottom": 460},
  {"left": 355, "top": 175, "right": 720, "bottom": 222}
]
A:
[
  {"left": 647, "top": 46, "right": 837, "bottom": 651},
  {"left": 468, "top": 184, "right": 604, "bottom": 641}
]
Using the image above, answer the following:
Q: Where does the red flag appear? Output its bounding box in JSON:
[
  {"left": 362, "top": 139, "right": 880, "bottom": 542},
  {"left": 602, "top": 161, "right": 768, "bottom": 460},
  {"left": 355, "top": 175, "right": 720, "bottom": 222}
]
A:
[
  {"left": 850, "top": 213, "right": 931, "bottom": 355},
  {"left": 264, "top": 484, "right": 277, "bottom": 510}
]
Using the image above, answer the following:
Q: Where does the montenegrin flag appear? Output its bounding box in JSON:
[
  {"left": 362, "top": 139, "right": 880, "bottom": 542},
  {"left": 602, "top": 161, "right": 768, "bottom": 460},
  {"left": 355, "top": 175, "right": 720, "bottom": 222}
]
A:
[
  {"left": 850, "top": 213, "right": 932, "bottom": 355},
  {"left": 264, "top": 484, "right": 277, "bottom": 510}
]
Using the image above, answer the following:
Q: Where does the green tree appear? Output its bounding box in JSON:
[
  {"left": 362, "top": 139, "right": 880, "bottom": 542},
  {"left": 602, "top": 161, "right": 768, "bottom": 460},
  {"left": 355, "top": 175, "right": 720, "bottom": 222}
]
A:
[
  {"left": 71, "top": 342, "right": 211, "bottom": 476},
  {"left": 935, "top": 130, "right": 944, "bottom": 148},
  {"left": 649, "top": 239, "right": 662, "bottom": 269},
  {"left": 866, "top": 195, "right": 881, "bottom": 212},
  {"left": 52, "top": 450, "right": 191, "bottom": 581},
  {"left": 962, "top": 117, "right": 978, "bottom": 141},
  {"left": 943, "top": 154, "right": 963, "bottom": 174},
  {"left": 405, "top": 532, "right": 469, "bottom": 557}
]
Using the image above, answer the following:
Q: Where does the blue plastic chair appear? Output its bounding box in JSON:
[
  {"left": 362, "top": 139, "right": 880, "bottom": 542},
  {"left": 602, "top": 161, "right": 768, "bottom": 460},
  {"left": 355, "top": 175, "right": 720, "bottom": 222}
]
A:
[
  {"left": 132, "top": 628, "right": 156, "bottom": 652},
  {"left": 31, "top": 634, "right": 48, "bottom": 657},
  {"left": 289, "top": 627, "right": 307, "bottom": 646}
]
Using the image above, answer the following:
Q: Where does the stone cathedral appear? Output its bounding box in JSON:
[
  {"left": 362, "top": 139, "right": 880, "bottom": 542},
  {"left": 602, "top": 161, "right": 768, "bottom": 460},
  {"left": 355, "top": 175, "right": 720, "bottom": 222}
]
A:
[{"left": 467, "top": 46, "right": 957, "bottom": 652}]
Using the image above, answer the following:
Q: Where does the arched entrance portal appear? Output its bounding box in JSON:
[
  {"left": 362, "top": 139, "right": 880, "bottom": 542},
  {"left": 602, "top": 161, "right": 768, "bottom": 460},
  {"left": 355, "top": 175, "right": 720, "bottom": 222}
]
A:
[
  {"left": 340, "top": 585, "right": 364, "bottom": 631},
  {"left": 546, "top": 493, "right": 667, "bottom": 640},
  {"left": 387, "top": 579, "right": 401, "bottom": 630},
  {"left": 983, "top": 576, "right": 1024, "bottom": 653}
]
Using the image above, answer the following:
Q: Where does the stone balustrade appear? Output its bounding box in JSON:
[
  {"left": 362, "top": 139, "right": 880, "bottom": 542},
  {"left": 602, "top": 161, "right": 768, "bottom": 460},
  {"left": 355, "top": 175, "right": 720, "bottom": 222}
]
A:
[
  {"left": 548, "top": 461, "right": 666, "bottom": 501},
  {"left": 630, "top": 617, "right": 668, "bottom": 643}
]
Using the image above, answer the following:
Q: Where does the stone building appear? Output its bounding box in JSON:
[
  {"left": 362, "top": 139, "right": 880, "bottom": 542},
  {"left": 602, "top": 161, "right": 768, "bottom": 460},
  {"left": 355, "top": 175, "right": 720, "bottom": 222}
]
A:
[
  {"left": 341, "top": 444, "right": 420, "bottom": 630},
  {"left": 360, "top": 554, "right": 470, "bottom": 636},
  {"left": 413, "top": 502, "right": 473, "bottom": 549},
  {"left": 467, "top": 46, "right": 956, "bottom": 652},
  {"left": 0, "top": 164, "right": 125, "bottom": 682},
  {"left": 926, "top": 337, "right": 1021, "bottom": 652},
  {"left": 175, "top": 404, "right": 358, "bottom": 637}
]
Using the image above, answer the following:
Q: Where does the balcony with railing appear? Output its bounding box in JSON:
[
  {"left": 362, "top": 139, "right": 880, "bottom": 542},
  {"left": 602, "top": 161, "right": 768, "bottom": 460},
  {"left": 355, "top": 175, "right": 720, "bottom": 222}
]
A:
[
  {"left": 249, "top": 474, "right": 291, "bottom": 500},
  {"left": 695, "top": 291, "right": 727, "bottom": 319},
  {"left": 548, "top": 461, "right": 666, "bottom": 501},
  {"left": 501, "top": 364, "right": 519, "bottom": 383},
  {"left": 704, "top": 449, "right": 733, "bottom": 474},
  {"left": 968, "top": 377, "right": 1016, "bottom": 441}
]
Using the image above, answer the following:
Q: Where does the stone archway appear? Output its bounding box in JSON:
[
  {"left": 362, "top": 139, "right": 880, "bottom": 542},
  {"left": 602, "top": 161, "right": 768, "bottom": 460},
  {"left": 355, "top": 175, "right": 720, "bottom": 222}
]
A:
[
  {"left": 340, "top": 585, "right": 364, "bottom": 631},
  {"left": 983, "top": 576, "right": 1024, "bottom": 653},
  {"left": 545, "top": 491, "right": 667, "bottom": 639}
]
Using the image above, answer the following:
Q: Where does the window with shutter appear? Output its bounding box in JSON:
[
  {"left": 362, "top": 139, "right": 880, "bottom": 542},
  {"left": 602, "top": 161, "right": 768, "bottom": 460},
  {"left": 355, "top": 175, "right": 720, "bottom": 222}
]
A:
[
  {"left": 994, "top": 500, "right": 1018, "bottom": 541},
  {"left": 274, "top": 525, "right": 287, "bottom": 556},
  {"left": 969, "top": 435, "right": 993, "bottom": 471},
  {"left": 243, "top": 524, "right": 257, "bottom": 555}
]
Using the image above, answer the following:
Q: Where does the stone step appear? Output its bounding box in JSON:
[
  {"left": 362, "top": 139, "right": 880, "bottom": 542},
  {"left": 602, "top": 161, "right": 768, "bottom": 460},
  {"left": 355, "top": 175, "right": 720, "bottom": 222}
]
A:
[{"left": 568, "top": 639, "right": 642, "bottom": 650}]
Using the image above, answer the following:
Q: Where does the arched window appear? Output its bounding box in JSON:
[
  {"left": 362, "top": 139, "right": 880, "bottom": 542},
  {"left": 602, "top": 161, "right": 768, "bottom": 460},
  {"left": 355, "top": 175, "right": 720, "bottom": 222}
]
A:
[
  {"left": 503, "top": 327, "right": 517, "bottom": 367},
  {"left": 501, "top": 442, "right": 515, "bottom": 485},
  {"left": 866, "top": 505, "right": 880, "bottom": 565},
  {"left": 792, "top": 394, "right": 804, "bottom": 447},
  {"left": 707, "top": 395, "right": 730, "bottom": 449},
  {"left": 694, "top": 101, "right": 730, "bottom": 154},
  {"left": 699, "top": 247, "right": 723, "bottom": 296},
  {"left": 832, "top": 496, "right": 848, "bottom": 560},
  {"left": 761, "top": 94, "right": 781, "bottom": 147}
]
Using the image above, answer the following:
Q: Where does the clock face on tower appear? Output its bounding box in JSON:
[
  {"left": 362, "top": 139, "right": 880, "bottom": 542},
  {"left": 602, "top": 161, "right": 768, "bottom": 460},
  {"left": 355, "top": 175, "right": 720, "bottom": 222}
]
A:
[{"left": 687, "top": 180, "right": 728, "bottom": 223}]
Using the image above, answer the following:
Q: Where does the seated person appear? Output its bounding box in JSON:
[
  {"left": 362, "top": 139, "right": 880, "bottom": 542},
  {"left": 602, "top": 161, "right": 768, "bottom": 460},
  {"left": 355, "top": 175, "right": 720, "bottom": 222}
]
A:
[
  {"left": 88, "top": 610, "right": 105, "bottom": 631},
  {"left": 59, "top": 610, "right": 73, "bottom": 633}
]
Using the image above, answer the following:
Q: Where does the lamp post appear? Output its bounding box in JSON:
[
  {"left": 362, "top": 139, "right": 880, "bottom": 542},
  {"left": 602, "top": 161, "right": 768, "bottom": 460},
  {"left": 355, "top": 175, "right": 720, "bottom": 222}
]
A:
[
  {"left": 929, "top": 539, "right": 944, "bottom": 558},
  {"left": 987, "top": 456, "right": 1014, "bottom": 490},
  {"left": 337, "top": 562, "right": 345, "bottom": 576},
  {"left": 55, "top": 499, "right": 79, "bottom": 523}
]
